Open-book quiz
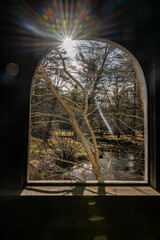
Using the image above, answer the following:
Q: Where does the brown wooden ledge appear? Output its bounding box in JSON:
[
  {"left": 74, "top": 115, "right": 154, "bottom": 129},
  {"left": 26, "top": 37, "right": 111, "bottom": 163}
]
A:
[{"left": 21, "top": 186, "right": 160, "bottom": 196}]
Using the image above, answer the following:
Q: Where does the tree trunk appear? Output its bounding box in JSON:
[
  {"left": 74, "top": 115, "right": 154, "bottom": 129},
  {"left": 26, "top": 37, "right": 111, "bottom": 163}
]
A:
[{"left": 40, "top": 64, "right": 103, "bottom": 181}]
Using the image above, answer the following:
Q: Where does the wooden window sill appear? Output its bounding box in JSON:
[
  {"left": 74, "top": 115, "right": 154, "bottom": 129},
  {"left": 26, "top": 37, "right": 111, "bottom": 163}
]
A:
[{"left": 21, "top": 186, "right": 160, "bottom": 196}]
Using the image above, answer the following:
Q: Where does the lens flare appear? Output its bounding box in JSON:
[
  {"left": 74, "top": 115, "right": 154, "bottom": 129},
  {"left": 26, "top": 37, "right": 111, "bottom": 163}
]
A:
[
  {"left": 5, "top": 63, "right": 19, "bottom": 77},
  {"left": 6, "top": 0, "right": 100, "bottom": 53},
  {"left": 89, "top": 215, "right": 105, "bottom": 222},
  {"left": 38, "top": 0, "right": 98, "bottom": 41},
  {"left": 5, "top": 0, "right": 149, "bottom": 53},
  {"left": 88, "top": 200, "right": 97, "bottom": 206},
  {"left": 93, "top": 235, "right": 108, "bottom": 240}
]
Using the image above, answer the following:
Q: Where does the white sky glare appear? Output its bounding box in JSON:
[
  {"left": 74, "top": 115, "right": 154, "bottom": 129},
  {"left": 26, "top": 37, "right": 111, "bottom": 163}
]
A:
[
  {"left": 62, "top": 37, "right": 78, "bottom": 57},
  {"left": 63, "top": 37, "right": 73, "bottom": 51}
]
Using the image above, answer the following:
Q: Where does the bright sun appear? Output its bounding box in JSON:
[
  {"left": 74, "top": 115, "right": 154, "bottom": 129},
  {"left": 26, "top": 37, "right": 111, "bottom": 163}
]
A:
[{"left": 63, "top": 37, "right": 74, "bottom": 52}]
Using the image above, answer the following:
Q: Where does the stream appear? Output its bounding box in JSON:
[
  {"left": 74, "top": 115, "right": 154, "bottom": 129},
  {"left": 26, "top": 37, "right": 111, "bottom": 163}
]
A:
[{"left": 70, "top": 150, "right": 144, "bottom": 181}]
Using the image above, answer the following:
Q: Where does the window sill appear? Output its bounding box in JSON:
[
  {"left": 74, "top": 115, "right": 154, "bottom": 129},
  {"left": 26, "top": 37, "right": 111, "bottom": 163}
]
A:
[{"left": 21, "top": 186, "right": 160, "bottom": 196}]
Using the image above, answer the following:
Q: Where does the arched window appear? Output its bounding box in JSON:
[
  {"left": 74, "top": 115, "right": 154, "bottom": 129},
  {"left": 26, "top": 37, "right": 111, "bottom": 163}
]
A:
[{"left": 28, "top": 38, "right": 147, "bottom": 183}]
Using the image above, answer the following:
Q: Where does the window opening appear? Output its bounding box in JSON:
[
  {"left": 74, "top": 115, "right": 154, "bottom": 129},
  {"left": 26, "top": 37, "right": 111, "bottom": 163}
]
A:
[{"left": 28, "top": 39, "right": 147, "bottom": 183}]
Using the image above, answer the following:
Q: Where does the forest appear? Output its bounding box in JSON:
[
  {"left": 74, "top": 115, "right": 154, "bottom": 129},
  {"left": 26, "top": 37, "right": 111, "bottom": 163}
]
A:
[{"left": 29, "top": 39, "right": 145, "bottom": 181}]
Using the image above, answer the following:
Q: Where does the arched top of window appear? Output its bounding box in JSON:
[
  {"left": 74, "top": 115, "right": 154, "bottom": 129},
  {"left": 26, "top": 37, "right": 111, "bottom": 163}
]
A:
[{"left": 28, "top": 38, "right": 147, "bottom": 183}]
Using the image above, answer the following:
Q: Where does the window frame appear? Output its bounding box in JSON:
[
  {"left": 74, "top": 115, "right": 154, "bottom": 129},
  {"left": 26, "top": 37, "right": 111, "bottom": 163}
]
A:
[{"left": 27, "top": 38, "right": 149, "bottom": 187}]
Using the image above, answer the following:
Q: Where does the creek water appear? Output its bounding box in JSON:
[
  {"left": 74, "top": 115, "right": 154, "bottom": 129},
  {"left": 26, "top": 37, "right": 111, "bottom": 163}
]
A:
[{"left": 70, "top": 149, "right": 144, "bottom": 181}]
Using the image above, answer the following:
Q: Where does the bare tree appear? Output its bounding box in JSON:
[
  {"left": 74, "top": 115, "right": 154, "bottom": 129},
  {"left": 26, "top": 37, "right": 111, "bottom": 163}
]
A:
[{"left": 29, "top": 40, "right": 144, "bottom": 181}]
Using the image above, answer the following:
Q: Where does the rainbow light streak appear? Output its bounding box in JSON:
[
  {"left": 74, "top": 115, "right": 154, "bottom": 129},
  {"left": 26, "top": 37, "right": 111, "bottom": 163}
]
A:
[{"left": 38, "top": 0, "right": 98, "bottom": 41}]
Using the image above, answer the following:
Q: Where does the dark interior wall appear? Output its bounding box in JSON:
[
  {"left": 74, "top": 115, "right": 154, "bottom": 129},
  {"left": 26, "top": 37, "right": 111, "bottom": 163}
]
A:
[
  {"left": 0, "top": 0, "right": 160, "bottom": 239},
  {"left": 0, "top": 195, "right": 160, "bottom": 240}
]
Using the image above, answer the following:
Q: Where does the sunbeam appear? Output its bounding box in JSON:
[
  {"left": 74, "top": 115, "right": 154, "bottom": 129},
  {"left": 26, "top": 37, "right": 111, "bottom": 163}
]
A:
[{"left": 95, "top": 99, "right": 113, "bottom": 135}]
